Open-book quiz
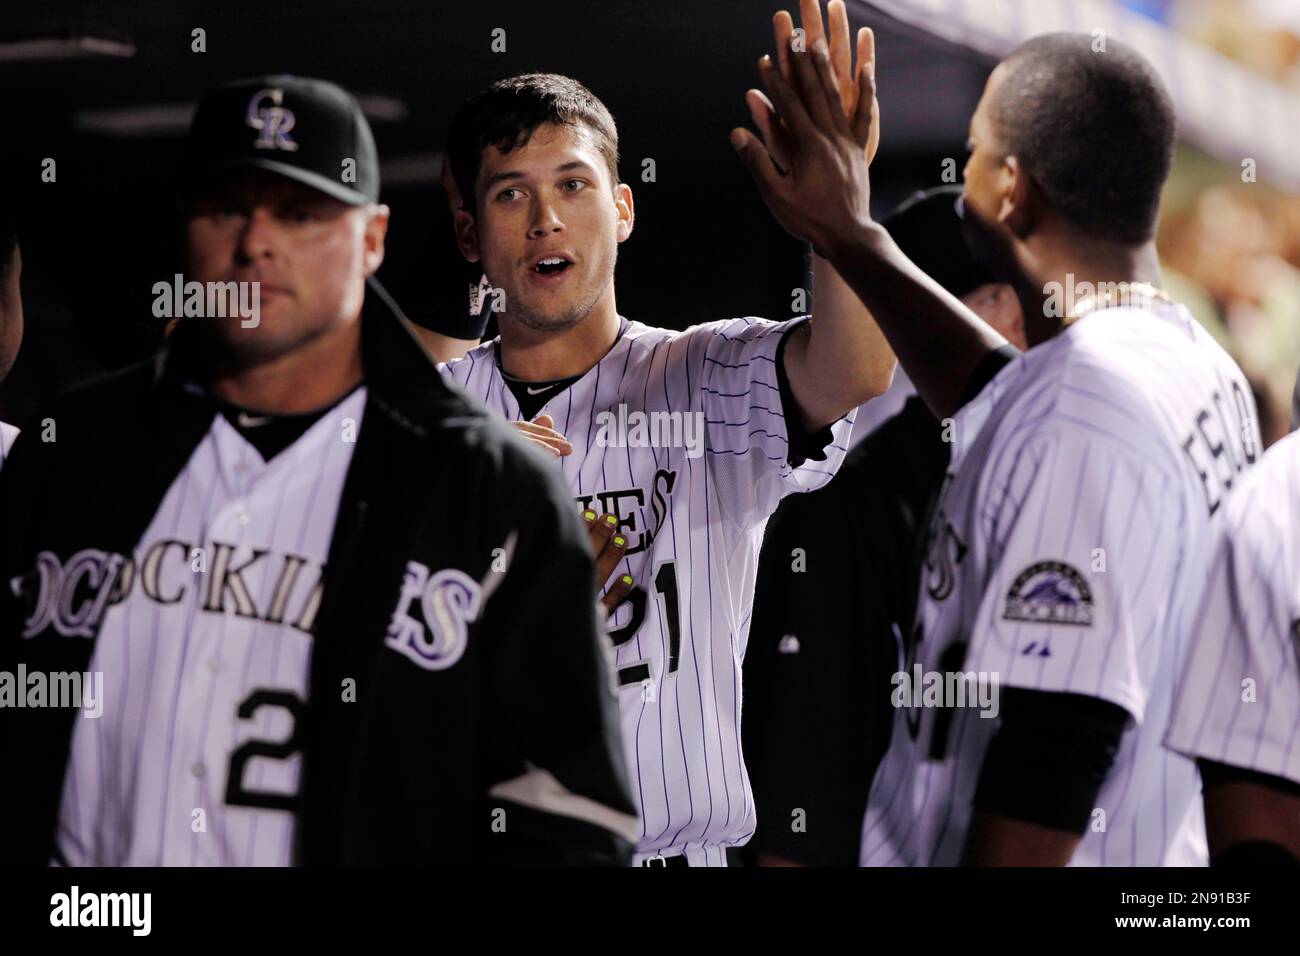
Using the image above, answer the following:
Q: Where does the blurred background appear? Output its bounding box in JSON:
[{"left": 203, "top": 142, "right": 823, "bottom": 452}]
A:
[{"left": 1, "top": 0, "right": 1298, "bottom": 443}]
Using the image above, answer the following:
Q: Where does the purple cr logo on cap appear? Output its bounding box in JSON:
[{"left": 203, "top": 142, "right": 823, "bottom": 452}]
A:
[{"left": 245, "top": 87, "right": 298, "bottom": 153}]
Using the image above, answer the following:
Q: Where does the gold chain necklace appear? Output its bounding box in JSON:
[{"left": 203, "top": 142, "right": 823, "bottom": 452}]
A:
[{"left": 1064, "top": 281, "right": 1173, "bottom": 326}]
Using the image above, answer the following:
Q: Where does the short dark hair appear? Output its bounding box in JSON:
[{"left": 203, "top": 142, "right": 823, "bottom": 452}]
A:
[
  {"left": 988, "top": 32, "right": 1176, "bottom": 243},
  {"left": 447, "top": 73, "right": 620, "bottom": 211}
]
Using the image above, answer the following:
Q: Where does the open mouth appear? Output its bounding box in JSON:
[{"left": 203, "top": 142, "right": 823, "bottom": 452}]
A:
[{"left": 531, "top": 255, "right": 574, "bottom": 277}]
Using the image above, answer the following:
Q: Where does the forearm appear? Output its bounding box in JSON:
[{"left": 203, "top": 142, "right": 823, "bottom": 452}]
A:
[
  {"left": 807, "top": 252, "right": 896, "bottom": 407},
  {"left": 823, "top": 219, "right": 1008, "bottom": 420},
  {"left": 963, "top": 811, "right": 1080, "bottom": 866}
]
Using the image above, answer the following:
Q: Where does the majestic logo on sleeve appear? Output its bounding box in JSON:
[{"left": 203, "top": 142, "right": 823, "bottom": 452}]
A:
[
  {"left": 246, "top": 87, "right": 298, "bottom": 152},
  {"left": 1003, "top": 561, "right": 1094, "bottom": 626},
  {"left": 384, "top": 562, "right": 482, "bottom": 671}
]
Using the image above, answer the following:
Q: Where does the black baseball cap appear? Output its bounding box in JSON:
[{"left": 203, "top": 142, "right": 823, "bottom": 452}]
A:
[
  {"left": 179, "top": 75, "right": 379, "bottom": 205},
  {"left": 882, "top": 185, "right": 990, "bottom": 300}
]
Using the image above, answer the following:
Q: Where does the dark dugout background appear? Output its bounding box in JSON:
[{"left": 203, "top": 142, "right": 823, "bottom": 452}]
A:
[{"left": 0, "top": 0, "right": 991, "bottom": 424}]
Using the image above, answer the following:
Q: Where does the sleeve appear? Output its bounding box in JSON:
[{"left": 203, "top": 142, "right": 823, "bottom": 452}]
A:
[
  {"left": 474, "top": 441, "right": 640, "bottom": 865},
  {"left": 692, "top": 316, "right": 856, "bottom": 526},
  {"left": 963, "top": 427, "right": 1180, "bottom": 721},
  {"left": 1164, "top": 464, "right": 1300, "bottom": 785},
  {"left": 973, "top": 688, "right": 1130, "bottom": 832}
]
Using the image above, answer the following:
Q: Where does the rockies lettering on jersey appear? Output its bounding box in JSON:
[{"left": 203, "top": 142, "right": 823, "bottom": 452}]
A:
[
  {"left": 441, "top": 315, "right": 854, "bottom": 865},
  {"left": 861, "top": 302, "right": 1260, "bottom": 867},
  {"left": 1165, "top": 428, "right": 1300, "bottom": 785}
]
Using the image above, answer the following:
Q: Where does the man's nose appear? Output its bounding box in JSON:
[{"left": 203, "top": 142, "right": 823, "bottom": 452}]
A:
[
  {"left": 234, "top": 207, "right": 278, "bottom": 262},
  {"left": 526, "top": 197, "right": 565, "bottom": 239}
]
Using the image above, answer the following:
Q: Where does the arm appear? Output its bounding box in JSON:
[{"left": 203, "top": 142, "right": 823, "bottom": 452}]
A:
[
  {"left": 760, "top": 3, "right": 895, "bottom": 430},
  {"left": 1200, "top": 771, "right": 1300, "bottom": 864},
  {"left": 963, "top": 815, "right": 1080, "bottom": 867},
  {"left": 962, "top": 688, "right": 1129, "bottom": 866},
  {"left": 733, "top": 6, "right": 1005, "bottom": 420}
]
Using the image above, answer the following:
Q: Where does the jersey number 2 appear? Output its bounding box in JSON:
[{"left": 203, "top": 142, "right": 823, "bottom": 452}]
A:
[{"left": 225, "top": 689, "right": 306, "bottom": 811}]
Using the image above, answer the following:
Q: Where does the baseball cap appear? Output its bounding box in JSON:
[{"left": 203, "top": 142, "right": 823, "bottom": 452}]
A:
[
  {"left": 179, "top": 75, "right": 379, "bottom": 205},
  {"left": 882, "top": 185, "right": 990, "bottom": 300}
]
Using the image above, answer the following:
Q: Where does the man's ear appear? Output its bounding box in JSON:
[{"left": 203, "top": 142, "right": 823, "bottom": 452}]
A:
[
  {"left": 613, "top": 183, "right": 634, "bottom": 243},
  {"left": 453, "top": 208, "right": 481, "bottom": 263},
  {"left": 998, "top": 155, "right": 1036, "bottom": 239},
  {"left": 362, "top": 203, "right": 391, "bottom": 277}
]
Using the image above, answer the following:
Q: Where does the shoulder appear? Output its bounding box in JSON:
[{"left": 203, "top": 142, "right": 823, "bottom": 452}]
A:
[
  {"left": 1223, "top": 429, "right": 1300, "bottom": 536},
  {"left": 438, "top": 337, "right": 498, "bottom": 383},
  {"left": 680, "top": 316, "right": 802, "bottom": 348}
]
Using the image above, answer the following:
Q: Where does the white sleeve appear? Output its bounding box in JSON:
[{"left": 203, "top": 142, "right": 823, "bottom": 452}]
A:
[
  {"left": 963, "top": 427, "right": 1181, "bottom": 721},
  {"left": 1164, "top": 458, "right": 1300, "bottom": 784},
  {"left": 689, "top": 316, "right": 855, "bottom": 526}
]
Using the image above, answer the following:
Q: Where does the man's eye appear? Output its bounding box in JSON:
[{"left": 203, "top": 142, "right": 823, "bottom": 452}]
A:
[
  {"left": 284, "top": 208, "right": 317, "bottom": 223},
  {"left": 496, "top": 188, "right": 522, "bottom": 202},
  {"left": 562, "top": 179, "right": 586, "bottom": 192}
]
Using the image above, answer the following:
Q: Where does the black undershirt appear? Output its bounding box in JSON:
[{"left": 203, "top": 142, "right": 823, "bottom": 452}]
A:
[
  {"left": 973, "top": 688, "right": 1130, "bottom": 833},
  {"left": 501, "top": 371, "right": 585, "bottom": 422},
  {"left": 215, "top": 384, "right": 362, "bottom": 462}
]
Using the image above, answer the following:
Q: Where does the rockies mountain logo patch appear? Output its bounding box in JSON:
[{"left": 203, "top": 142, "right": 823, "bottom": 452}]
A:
[{"left": 1003, "top": 561, "right": 1093, "bottom": 626}]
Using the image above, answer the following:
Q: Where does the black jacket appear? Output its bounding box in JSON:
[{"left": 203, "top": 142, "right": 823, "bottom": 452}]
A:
[{"left": 0, "top": 280, "right": 636, "bottom": 866}]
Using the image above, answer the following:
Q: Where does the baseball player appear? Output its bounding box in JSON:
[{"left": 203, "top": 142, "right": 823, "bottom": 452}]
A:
[
  {"left": 733, "top": 28, "right": 1260, "bottom": 865},
  {"left": 0, "top": 75, "right": 637, "bottom": 866},
  {"left": 1164, "top": 430, "right": 1300, "bottom": 864},
  {"left": 438, "top": 0, "right": 894, "bottom": 866}
]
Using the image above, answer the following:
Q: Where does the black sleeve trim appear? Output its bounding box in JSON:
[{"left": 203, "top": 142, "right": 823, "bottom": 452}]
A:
[
  {"left": 775, "top": 322, "right": 837, "bottom": 469},
  {"left": 972, "top": 688, "right": 1129, "bottom": 833},
  {"left": 1198, "top": 759, "right": 1300, "bottom": 796},
  {"left": 957, "top": 343, "right": 1021, "bottom": 410}
]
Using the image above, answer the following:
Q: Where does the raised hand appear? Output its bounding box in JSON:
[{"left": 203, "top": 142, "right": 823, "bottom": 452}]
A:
[
  {"left": 731, "top": 27, "right": 876, "bottom": 260},
  {"left": 748, "top": 1, "right": 879, "bottom": 171}
]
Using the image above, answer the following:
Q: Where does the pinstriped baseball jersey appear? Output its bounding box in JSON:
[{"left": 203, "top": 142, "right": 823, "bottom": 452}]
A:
[
  {"left": 1165, "top": 428, "right": 1300, "bottom": 785},
  {"left": 861, "top": 302, "right": 1260, "bottom": 867},
  {"left": 55, "top": 389, "right": 366, "bottom": 865},
  {"left": 441, "top": 315, "right": 854, "bottom": 864}
]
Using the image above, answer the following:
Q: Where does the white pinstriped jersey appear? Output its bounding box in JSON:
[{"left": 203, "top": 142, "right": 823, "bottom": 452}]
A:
[
  {"left": 441, "top": 316, "right": 854, "bottom": 864},
  {"left": 55, "top": 389, "right": 366, "bottom": 865},
  {"left": 1165, "top": 428, "right": 1300, "bottom": 785},
  {"left": 861, "top": 302, "right": 1259, "bottom": 867}
]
